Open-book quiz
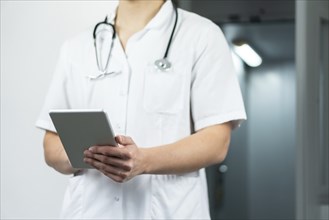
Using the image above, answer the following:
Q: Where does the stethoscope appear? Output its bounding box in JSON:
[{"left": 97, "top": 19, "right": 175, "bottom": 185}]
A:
[{"left": 87, "top": 3, "right": 178, "bottom": 80}]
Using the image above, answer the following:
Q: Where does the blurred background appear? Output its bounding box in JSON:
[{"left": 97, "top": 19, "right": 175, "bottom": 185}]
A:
[{"left": 1, "top": 0, "right": 328, "bottom": 219}]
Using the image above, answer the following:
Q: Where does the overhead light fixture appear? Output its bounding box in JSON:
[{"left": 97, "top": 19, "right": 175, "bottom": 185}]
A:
[{"left": 232, "top": 40, "right": 262, "bottom": 67}]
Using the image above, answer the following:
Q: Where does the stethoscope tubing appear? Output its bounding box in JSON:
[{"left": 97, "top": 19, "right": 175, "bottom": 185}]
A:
[
  {"left": 90, "top": 2, "right": 178, "bottom": 79},
  {"left": 163, "top": 4, "right": 178, "bottom": 59},
  {"left": 93, "top": 16, "right": 116, "bottom": 40}
]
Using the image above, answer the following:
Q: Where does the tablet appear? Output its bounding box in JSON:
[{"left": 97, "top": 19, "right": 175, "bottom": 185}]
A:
[{"left": 49, "top": 109, "right": 117, "bottom": 169}]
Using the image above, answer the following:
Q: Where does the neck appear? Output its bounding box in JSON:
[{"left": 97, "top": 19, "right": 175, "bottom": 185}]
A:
[
  {"left": 115, "top": 0, "right": 166, "bottom": 50},
  {"left": 116, "top": 0, "right": 165, "bottom": 31}
]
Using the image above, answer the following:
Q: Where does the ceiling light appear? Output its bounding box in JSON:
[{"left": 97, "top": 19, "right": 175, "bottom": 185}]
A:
[{"left": 232, "top": 40, "right": 262, "bottom": 67}]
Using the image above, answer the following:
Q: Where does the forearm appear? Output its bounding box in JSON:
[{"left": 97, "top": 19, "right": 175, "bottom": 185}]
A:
[
  {"left": 142, "top": 122, "right": 232, "bottom": 175},
  {"left": 43, "top": 131, "right": 78, "bottom": 175},
  {"left": 83, "top": 122, "right": 232, "bottom": 182}
]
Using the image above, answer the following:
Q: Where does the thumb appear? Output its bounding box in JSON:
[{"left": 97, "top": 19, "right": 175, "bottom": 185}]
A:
[{"left": 115, "top": 135, "right": 135, "bottom": 146}]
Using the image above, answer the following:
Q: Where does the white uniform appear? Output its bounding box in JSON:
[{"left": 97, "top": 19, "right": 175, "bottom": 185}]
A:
[{"left": 36, "top": 1, "right": 246, "bottom": 219}]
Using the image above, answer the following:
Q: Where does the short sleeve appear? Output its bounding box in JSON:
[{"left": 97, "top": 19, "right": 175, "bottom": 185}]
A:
[
  {"left": 35, "top": 41, "right": 71, "bottom": 132},
  {"left": 191, "top": 24, "right": 247, "bottom": 131}
]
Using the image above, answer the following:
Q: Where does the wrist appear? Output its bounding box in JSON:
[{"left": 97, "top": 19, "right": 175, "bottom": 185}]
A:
[{"left": 139, "top": 148, "right": 151, "bottom": 174}]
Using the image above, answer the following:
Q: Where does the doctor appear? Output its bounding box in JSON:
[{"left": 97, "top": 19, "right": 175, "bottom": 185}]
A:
[{"left": 36, "top": 0, "right": 246, "bottom": 219}]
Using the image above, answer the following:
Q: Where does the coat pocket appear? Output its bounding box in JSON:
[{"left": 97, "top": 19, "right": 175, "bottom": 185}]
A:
[{"left": 143, "top": 64, "right": 185, "bottom": 114}]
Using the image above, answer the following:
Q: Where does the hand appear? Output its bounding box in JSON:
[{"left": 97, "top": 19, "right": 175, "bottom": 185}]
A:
[{"left": 83, "top": 135, "right": 145, "bottom": 183}]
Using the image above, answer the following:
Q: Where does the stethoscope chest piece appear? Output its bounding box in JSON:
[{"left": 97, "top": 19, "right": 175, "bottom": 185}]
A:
[{"left": 154, "top": 59, "right": 172, "bottom": 71}]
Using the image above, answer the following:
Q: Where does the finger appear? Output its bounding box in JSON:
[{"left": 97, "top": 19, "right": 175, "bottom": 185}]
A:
[
  {"left": 103, "top": 172, "right": 126, "bottom": 183},
  {"left": 116, "top": 135, "right": 135, "bottom": 145},
  {"left": 84, "top": 157, "right": 117, "bottom": 173},
  {"left": 83, "top": 158, "right": 127, "bottom": 182},
  {"left": 88, "top": 146, "right": 131, "bottom": 159},
  {"left": 86, "top": 153, "right": 133, "bottom": 171},
  {"left": 84, "top": 149, "right": 94, "bottom": 157}
]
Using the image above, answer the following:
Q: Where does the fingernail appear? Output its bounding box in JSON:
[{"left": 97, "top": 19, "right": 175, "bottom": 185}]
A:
[{"left": 89, "top": 146, "right": 95, "bottom": 151}]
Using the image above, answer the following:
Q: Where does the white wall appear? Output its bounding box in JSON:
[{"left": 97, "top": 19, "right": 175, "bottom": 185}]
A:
[{"left": 1, "top": 1, "right": 117, "bottom": 219}]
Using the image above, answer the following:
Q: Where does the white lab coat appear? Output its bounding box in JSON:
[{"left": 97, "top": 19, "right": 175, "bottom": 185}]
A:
[{"left": 36, "top": 1, "right": 246, "bottom": 219}]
